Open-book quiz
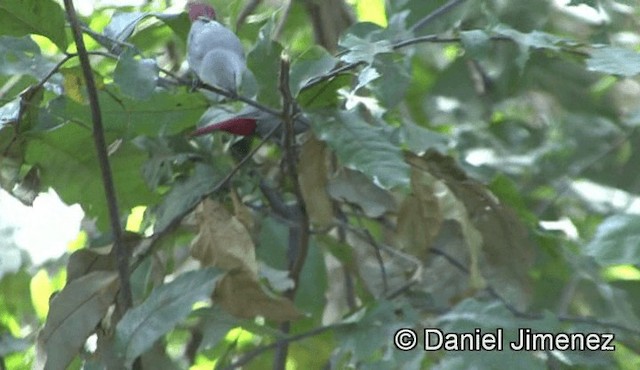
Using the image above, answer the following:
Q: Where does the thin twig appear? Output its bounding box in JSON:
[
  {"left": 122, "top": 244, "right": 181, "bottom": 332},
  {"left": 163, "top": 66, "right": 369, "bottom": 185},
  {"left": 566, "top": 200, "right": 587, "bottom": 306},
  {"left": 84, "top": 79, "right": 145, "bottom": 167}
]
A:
[
  {"left": 63, "top": 0, "right": 133, "bottom": 313},
  {"left": 409, "top": 0, "right": 469, "bottom": 34},
  {"left": 236, "top": 0, "right": 263, "bottom": 31},
  {"left": 272, "top": 54, "right": 311, "bottom": 370}
]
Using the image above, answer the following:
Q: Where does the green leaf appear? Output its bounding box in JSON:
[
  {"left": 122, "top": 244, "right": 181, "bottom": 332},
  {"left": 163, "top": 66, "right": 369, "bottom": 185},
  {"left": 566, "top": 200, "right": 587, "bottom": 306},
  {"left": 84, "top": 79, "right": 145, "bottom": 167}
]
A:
[
  {"left": 0, "top": 36, "right": 58, "bottom": 80},
  {"left": 585, "top": 214, "right": 640, "bottom": 266},
  {"left": 493, "top": 25, "right": 568, "bottom": 71},
  {"left": 0, "top": 0, "right": 67, "bottom": 50},
  {"left": 35, "top": 271, "right": 120, "bottom": 370},
  {"left": 289, "top": 46, "right": 338, "bottom": 97},
  {"left": 460, "top": 29, "right": 491, "bottom": 59},
  {"left": 25, "top": 123, "right": 159, "bottom": 230},
  {"left": 370, "top": 53, "right": 412, "bottom": 107},
  {"left": 312, "top": 110, "right": 410, "bottom": 189},
  {"left": 437, "top": 299, "right": 557, "bottom": 370},
  {"left": 155, "top": 12, "right": 191, "bottom": 43},
  {"left": 41, "top": 92, "right": 207, "bottom": 137},
  {"left": 247, "top": 19, "right": 284, "bottom": 108},
  {"left": 153, "top": 163, "right": 222, "bottom": 232},
  {"left": 114, "top": 268, "right": 223, "bottom": 367},
  {"left": 338, "top": 33, "right": 392, "bottom": 64},
  {"left": 104, "top": 12, "right": 149, "bottom": 43},
  {"left": 114, "top": 49, "right": 158, "bottom": 100},
  {"left": 587, "top": 46, "right": 640, "bottom": 77},
  {"left": 400, "top": 120, "right": 448, "bottom": 153}
]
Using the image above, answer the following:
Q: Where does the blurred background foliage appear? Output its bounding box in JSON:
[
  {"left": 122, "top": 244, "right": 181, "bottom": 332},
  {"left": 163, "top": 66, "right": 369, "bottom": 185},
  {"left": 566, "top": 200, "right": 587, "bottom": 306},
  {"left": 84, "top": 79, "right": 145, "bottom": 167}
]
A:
[{"left": 1, "top": 0, "right": 640, "bottom": 369}]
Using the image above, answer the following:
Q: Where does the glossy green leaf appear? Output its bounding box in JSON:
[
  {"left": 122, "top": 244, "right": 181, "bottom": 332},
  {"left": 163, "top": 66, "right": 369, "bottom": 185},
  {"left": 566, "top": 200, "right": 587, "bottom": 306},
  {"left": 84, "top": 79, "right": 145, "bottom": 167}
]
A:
[
  {"left": 114, "top": 49, "right": 158, "bottom": 100},
  {"left": 25, "top": 123, "right": 159, "bottom": 230},
  {"left": 312, "top": 110, "right": 410, "bottom": 189},
  {"left": 153, "top": 163, "right": 222, "bottom": 232},
  {"left": 0, "top": 0, "right": 67, "bottom": 50},
  {"left": 290, "top": 46, "right": 338, "bottom": 96},
  {"left": 114, "top": 268, "right": 222, "bottom": 367},
  {"left": 247, "top": 19, "right": 283, "bottom": 108},
  {"left": 0, "top": 36, "right": 58, "bottom": 80},
  {"left": 104, "top": 12, "right": 148, "bottom": 43},
  {"left": 586, "top": 215, "right": 640, "bottom": 266}
]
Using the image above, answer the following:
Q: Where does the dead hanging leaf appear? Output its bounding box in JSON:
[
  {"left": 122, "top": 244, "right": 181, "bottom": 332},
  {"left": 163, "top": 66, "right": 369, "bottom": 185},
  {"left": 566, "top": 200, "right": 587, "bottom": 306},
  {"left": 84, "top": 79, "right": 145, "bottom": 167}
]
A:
[
  {"left": 298, "top": 136, "right": 334, "bottom": 227},
  {"left": 191, "top": 199, "right": 258, "bottom": 276},
  {"left": 35, "top": 271, "right": 120, "bottom": 370},
  {"left": 191, "top": 199, "right": 301, "bottom": 321},
  {"left": 67, "top": 245, "right": 114, "bottom": 283},
  {"left": 327, "top": 168, "right": 397, "bottom": 218},
  {"left": 215, "top": 270, "right": 302, "bottom": 322},
  {"left": 231, "top": 190, "right": 255, "bottom": 232},
  {"left": 419, "top": 150, "right": 535, "bottom": 309},
  {"left": 395, "top": 165, "right": 442, "bottom": 260}
]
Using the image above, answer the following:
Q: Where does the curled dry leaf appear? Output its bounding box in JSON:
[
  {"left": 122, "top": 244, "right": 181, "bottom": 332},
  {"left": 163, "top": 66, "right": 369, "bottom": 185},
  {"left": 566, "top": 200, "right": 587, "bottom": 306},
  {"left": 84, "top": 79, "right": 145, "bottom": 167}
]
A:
[
  {"left": 298, "top": 135, "right": 334, "bottom": 227},
  {"left": 404, "top": 150, "right": 534, "bottom": 310},
  {"left": 35, "top": 271, "right": 120, "bottom": 370},
  {"left": 215, "top": 269, "right": 302, "bottom": 322},
  {"left": 191, "top": 198, "right": 258, "bottom": 275},
  {"left": 191, "top": 198, "right": 301, "bottom": 321}
]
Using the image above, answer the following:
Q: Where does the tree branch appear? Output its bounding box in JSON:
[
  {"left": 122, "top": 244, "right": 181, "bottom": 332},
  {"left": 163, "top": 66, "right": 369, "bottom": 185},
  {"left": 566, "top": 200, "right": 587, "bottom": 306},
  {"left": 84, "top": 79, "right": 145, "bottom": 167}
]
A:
[
  {"left": 271, "top": 54, "right": 311, "bottom": 370},
  {"left": 409, "top": 0, "right": 469, "bottom": 34},
  {"left": 63, "top": 0, "right": 133, "bottom": 313}
]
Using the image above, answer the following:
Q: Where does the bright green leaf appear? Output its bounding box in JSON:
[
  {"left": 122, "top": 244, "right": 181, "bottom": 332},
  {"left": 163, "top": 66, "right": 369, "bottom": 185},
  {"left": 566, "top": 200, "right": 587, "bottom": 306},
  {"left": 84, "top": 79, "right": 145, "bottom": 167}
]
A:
[
  {"left": 114, "top": 268, "right": 222, "bottom": 367},
  {"left": 0, "top": 0, "right": 67, "bottom": 50},
  {"left": 25, "top": 123, "right": 159, "bottom": 230}
]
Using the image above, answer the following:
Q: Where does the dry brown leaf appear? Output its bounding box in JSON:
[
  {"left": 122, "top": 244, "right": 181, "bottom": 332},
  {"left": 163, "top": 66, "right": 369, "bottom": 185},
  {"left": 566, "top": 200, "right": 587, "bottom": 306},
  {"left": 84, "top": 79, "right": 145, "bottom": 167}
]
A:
[
  {"left": 215, "top": 269, "right": 302, "bottom": 322},
  {"left": 415, "top": 150, "right": 535, "bottom": 309},
  {"left": 191, "top": 199, "right": 300, "bottom": 321},
  {"left": 395, "top": 165, "right": 442, "bottom": 260},
  {"left": 191, "top": 199, "right": 258, "bottom": 276},
  {"left": 298, "top": 135, "right": 334, "bottom": 227},
  {"left": 230, "top": 189, "right": 255, "bottom": 232}
]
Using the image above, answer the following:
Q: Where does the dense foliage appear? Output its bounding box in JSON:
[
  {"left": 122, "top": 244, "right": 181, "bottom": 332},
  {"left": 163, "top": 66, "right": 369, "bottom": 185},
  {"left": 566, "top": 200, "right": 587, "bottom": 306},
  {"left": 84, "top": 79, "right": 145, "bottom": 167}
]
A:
[{"left": 1, "top": 0, "right": 640, "bottom": 369}]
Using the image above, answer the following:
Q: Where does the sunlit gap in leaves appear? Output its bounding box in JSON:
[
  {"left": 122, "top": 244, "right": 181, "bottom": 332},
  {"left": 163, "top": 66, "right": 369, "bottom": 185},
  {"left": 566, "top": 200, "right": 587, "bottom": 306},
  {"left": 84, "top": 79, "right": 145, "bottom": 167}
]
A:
[
  {"left": 348, "top": 0, "right": 387, "bottom": 27},
  {"left": 126, "top": 205, "right": 147, "bottom": 233},
  {"left": 603, "top": 265, "right": 640, "bottom": 282}
]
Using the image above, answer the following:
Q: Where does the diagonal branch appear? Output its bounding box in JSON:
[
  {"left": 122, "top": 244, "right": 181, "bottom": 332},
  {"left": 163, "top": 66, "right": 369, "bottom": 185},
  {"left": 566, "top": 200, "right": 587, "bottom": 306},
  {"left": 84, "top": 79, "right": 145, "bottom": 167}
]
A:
[{"left": 63, "top": 0, "right": 133, "bottom": 313}]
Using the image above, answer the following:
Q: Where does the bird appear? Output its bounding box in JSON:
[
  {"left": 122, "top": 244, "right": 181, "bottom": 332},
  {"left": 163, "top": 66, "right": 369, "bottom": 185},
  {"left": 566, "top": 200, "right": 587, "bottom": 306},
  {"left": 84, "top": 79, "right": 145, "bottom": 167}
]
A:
[
  {"left": 186, "top": 1, "right": 246, "bottom": 93},
  {"left": 189, "top": 106, "right": 309, "bottom": 139}
]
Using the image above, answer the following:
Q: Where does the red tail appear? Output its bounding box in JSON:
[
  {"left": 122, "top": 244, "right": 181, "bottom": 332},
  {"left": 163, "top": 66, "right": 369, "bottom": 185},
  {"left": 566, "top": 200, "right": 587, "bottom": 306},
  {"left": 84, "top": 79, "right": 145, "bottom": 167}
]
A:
[{"left": 190, "top": 117, "right": 257, "bottom": 137}]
